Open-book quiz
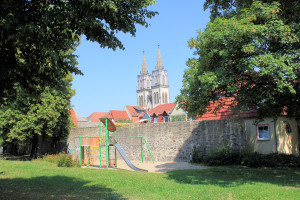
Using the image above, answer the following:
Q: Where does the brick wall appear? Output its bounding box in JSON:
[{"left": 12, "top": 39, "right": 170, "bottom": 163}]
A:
[{"left": 67, "top": 119, "right": 246, "bottom": 162}]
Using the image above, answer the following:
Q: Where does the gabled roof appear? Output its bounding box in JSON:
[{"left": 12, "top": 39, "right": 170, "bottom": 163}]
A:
[
  {"left": 148, "top": 102, "right": 176, "bottom": 116},
  {"left": 75, "top": 111, "right": 88, "bottom": 122},
  {"left": 125, "top": 105, "right": 146, "bottom": 117},
  {"left": 110, "top": 110, "right": 130, "bottom": 121},
  {"left": 88, "top": 112, "right": 112, "bottom": 122}
]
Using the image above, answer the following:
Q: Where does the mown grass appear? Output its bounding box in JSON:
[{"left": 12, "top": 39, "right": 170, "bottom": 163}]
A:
[{"left": 0, "top": 159, "right": 299, "bottom": 200}]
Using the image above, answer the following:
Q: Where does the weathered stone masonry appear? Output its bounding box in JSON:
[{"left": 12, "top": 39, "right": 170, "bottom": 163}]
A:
[{"left": 67, "top": 119, "right": 247, "bottom": 162}]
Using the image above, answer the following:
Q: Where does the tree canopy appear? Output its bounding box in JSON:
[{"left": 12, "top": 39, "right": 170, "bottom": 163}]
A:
[
  {"left": 0, "top": 0, "right": 157, "bottom": 153},
  {"left": 0, "top": 74, "right": 75, "bottom": 154},
  {"left": 0, "top": 0, "right": 157, "bottom": 104},
  {"left": 177, "top": 0, "right": 300, "bottom": 120},
  {"left": 0, "top": 34, "right": 78, "bottom": 153}
]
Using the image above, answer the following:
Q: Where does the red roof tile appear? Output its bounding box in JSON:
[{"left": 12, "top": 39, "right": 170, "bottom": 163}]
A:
[
  {"left": 148, "top": 102, "right": 176, "bottom": 116},
  {"left": 138, "top": 112, "right": 145, "bottom": 118},
  {"left": 109, "top": 110, "right": 130, "bottom": 121},
  {"left": 193, "top": 97, "right": 256, "bottom": 121},
  {"left": 131, "top": 117, "right": 140, "bottom": 123},
  {"left": 88, "top": 112, "right": 112, "bottom": 122},
  {"left": 125, "top": 105, "right": 146, "bottom": 117},
  {"left": 69, "top": 110, "right": 78, "bottom": 127}
]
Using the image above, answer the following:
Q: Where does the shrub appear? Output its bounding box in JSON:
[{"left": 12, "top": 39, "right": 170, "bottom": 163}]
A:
[
  {"left": 43, "top": 153, "right": 80, "bottom": 167},
  {"left": 57, "top": 154, "right": 73, "bottom": 167},
  {"left": 262, "top": 153, "right": 300, "bottom": 168},
  {"left": 192, "top": 144, "right": 300, "bottom": 168},
  {"left": 116, "top": 119, "right": 132, "bottom": 123},
  {"left": 240, "top": 146, "right": 262, "bottom": 167},
  {"left": 241, "top": 152, "right": 262, "bottom": 167},
  {"left": 203, "top": 145, "right": 241, "bottom": 166},
  {"left": 191, "top": 146, "right": 205, "bottom": 163}
]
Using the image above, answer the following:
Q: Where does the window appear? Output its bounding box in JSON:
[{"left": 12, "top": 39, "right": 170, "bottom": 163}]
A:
[
  {"left": 163, "top": 116, "right": 169, "bottom": 123},
  {"left": 153, "top": 117, "right": 158, "bottom": 123},
  {"left": 257, "top": 125, "right": 270, "bottom": 140}
]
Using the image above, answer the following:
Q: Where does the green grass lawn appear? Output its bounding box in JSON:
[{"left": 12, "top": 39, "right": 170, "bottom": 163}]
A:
[{"left": 0, "top": 159, "right": 299, "bottom": 200}]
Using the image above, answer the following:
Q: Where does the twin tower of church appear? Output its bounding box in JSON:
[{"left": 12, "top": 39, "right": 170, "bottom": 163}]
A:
[{"left": 136, "top": 47, "right": 170, "bottom": 109}]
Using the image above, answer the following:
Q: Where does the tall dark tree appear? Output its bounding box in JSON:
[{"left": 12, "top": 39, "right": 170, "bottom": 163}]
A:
[
  {"left": 0, "top": 0, "right": 157, "bottom": 104},
  {"left": 0, "top": 0, "right": 157, "bottom": 153},
  {"left": 177, "top": 0, "right": 300, "bottom": 120}
]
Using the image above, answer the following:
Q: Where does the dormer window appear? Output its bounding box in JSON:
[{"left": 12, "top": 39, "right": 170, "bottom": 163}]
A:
[{"left": 163, "top": 116, "right": 169, "bottom": 123}]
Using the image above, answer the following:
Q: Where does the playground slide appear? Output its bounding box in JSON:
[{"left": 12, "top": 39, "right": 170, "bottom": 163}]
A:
[{"left": 110, "top": 138, "right": 148, "bottom": 172}]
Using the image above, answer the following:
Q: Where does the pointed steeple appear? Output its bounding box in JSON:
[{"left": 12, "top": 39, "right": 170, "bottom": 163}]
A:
[
  {"left": 141, "top": 51, "right": 148, "bottom": 75},
  {"left": 155, "top": 45, "right": 163, "bottom": 70}
]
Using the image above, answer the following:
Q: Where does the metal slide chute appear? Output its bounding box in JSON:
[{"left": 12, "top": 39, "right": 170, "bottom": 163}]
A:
[{"left": 110, "top": 138, "right": 148, "bottom": 172}]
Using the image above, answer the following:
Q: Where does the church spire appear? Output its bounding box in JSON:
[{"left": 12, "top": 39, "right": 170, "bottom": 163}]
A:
[
  {"left": 155, "top": 45, "right": 163, "bottom": 70},
  {"left": 141, "top": 51, "right": 148, "bottom": 75}
]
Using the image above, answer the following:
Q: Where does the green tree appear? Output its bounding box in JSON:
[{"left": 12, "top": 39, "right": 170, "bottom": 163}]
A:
[
  {"left": 204, "top": 0, "right": 253, "bottom": 20},
  {"left": 203, "top": 0, "right": 299, "bottom": 21},
  {"left": 0, "top": 0, "right": 157, "bottom": 154},
  {"left": 0, "top": 0, "right": 157, "bottom": 104},
  {"left": 177, "top": 1, "right": 300, "bottom": 119},
  {"left": 0, "top": 74, "right": 75, "bottom": 155}
]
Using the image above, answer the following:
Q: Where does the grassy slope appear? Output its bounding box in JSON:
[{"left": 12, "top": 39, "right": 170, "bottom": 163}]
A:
[{"left": 0, "top": 160, "right": 299, "bottom": 200}]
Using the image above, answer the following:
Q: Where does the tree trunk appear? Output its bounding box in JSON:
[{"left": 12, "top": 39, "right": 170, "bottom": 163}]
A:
[{"left": 30, "top": 134, "right": 39, "bottom": 157}]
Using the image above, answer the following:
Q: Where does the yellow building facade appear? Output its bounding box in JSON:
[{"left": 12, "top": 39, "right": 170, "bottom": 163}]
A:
[{"left": 244, "top": 117, "right": 299, "bottom": 155}]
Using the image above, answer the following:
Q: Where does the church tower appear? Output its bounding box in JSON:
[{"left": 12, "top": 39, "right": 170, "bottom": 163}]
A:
[
  {"left": 137, "top": 52, "right": 152, "bottom": 109},
  {"left": 151, "top": 47, "right": 170, "bottom": 108}
]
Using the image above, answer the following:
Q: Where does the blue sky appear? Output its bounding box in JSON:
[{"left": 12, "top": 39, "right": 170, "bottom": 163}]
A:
[{"left": 71, "top": 0, "right": 211, "bottom": 117}]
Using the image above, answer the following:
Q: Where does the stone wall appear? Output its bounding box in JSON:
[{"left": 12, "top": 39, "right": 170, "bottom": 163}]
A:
[{"left": 67, "top": 119, "right": 246, "bottom": 162}]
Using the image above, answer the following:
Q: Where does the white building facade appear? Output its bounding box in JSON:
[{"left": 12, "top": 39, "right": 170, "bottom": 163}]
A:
[{"left": 137, "top": 47, "right": 170, "bottom": 109}]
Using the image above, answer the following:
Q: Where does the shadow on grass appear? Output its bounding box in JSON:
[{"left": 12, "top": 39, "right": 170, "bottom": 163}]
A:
[
  {"left": 166, "top": 167, "right": 300, "bottom": 188},
  {"left": 0, "top": 175, "right": 127, "bottom": 200}
]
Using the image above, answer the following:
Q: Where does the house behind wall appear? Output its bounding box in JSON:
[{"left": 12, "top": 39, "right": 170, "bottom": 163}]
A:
[{"left": 244, "top": 117, "right": 299, "bottom": 155}]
